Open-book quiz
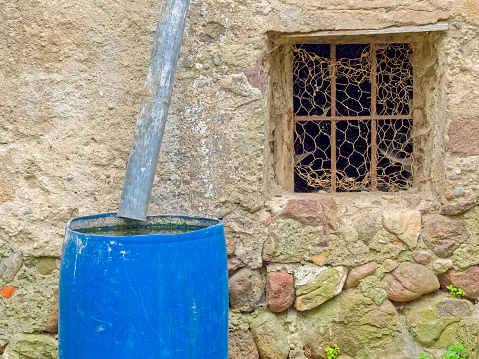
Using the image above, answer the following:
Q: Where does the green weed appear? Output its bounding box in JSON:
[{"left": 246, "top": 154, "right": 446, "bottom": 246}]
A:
[
  {"left": 419, "top": 344, "right": 468, "bottom": 359},
  {"left": 441, "top": 344, "right": 468, "bottom": 359},
  {"left": 446, "top": 284, "right": 465, "bottom": 299},
  {"left": 325, "top": 344, "right": 340, "bottom": 359}
]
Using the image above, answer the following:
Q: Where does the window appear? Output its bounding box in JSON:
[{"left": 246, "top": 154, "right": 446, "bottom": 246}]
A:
[{"left": 292, "top": 43, "right": 414, "bottom": 192}]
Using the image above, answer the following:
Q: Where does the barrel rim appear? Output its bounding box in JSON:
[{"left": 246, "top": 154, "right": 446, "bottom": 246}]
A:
[{"left": 66, "top": 212, "right": 223, "bottom": 242}]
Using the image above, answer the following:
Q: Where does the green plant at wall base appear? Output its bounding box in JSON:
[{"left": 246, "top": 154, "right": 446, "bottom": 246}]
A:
[
  {"left": 419, "top": 353, "right": 430, "bottom": 359},
  {"left": 325, "top": 344, "right": 340, "bottom": 359},
  {"left": 446, "top": 284, "right": 466, "bottom": 299},
  {"left": 441, "top": 344, "right": 468, "bottom": 359}
]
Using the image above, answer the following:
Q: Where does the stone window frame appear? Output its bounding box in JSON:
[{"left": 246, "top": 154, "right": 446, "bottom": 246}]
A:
[{"left": 267, "top": 23, "right": 448, "bottom": 195}]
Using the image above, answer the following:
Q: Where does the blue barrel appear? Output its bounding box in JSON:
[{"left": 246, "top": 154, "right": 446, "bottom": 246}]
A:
[{"left": 59, "top": 213, "right": 228, "bottom": 358}]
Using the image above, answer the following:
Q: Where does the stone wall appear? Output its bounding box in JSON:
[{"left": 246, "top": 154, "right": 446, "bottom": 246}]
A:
[
  {"left": 1, "top": 0, "right": 479, "bottom": 358},
  {"left": 228, "top": 195, "right": 479, "bottom": 359}
]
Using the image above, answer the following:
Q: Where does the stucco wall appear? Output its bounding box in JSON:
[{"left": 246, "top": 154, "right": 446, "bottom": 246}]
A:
[{"left": 1, "top": 0, "right": 479, "bottom": 358}]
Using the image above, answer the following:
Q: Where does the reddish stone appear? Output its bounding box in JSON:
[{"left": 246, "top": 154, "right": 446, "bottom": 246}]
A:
[
  {"left": 312, "top": 251, "right": 330, "bottom": 266},
  {"left": 282, "top": 196, "right": 340, "bottom": 229},
  {"left": 439, "top": 200, "right": 477, "bottom": 216},
  {"left": 447, "top": 119, "right": 479, "bottom": 157},
  {"left": 422, "top": 215, "right": 470, "bottom": 258},
  {"left": 266, "top": 271, "right": 295, "bottom": 313},
  {"left": 412, "top": 251, "right": 431, "bottom": 265},
  {"left": 439, "top": 265, "right": 479, "bottom": 301},
  {"left": 242, "top": 65, "right": 267, "bottom": 95},
  {"left": 403, "top": 194, "right": 422, "bottom": 208},
  {"left": 344, "top": 262, "right": 377, "bottom": 289},
  {"left": 382, "top": 263, "right": 440, "bottom": 302},
  {"left": 0, "top": 287, "right": 17, "bottom": 299},
  {"left": 445, "top": 191, "right": 455, "bottom": 201},
  {"left": 391, "top": 237, "right": 403, "bottom": 246}
]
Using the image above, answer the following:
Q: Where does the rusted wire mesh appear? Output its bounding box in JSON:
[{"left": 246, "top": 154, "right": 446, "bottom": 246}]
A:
[{"left": 293, "top": 43, "right": 413, "bottom": 192}]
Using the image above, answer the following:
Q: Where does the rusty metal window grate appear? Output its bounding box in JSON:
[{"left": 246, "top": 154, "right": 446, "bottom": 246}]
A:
[{"left": 293, "top": 43, "right": 413, "bottom": 192}]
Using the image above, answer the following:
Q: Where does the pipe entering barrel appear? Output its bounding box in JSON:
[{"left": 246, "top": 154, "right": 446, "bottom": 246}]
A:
[{"left": 118, "top": 0, "right": 191, "bottom": 221}]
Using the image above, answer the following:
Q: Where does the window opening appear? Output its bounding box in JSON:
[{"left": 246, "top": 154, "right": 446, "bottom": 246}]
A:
[{"left": 293, "top": 43, "right": 413, "bottom": 192}]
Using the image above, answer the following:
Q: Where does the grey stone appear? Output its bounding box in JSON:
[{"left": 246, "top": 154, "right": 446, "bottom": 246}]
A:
[
  {"left": 218, "top": 73, "right": 262, "bottom": 98},
  {"left": 432, "top": 258, "right": 453, "bottom": 274},
  {"left": 229, "top": 329, "right": 259, "bottom": 359},
  {"left": 328, "top": 225, "right": 404, "bottom": 268},
  {"left": 289, "top": 348, "right": 308, "bottom": 359},
  {"left": 359, "top": 271, "right": 389, "bottom": 305},
  {"left": 251, "top": 312, "right": 289, "bottom": 359},
  {"left": 202, "top": 22, "right": 226, "bottom": 40},
  {"left": 457, "top": 304, "right": 479, "bottom": 358},
  {"left": 453, "top": 187, "right": 464, "bottom": 197},
  {"left": 0, "top": 252, "right": 23, "bottom": 283},
  {"left": 352, "top": 211, "right": 381, "bottom": 244},
  {"left": 382, "top": 210, "right": 421, "bottom": 249},
  {"left": 403, "top": 292, "right": 473, "bottom": 347},
  {"left": 0, "top": 259, "right": 60, "bottom": 346},
  {"left": 224, "top": 226, "right": 237, "bottom": 256},
  {"left": 224, "top": 210, "right": 268, "bottom": 269},
  {"left": 229, "top": 267, "right": 264, "bottom": 312},
  {"left": 294, "top": 264, "right": 347, "bottom": 311},
  {"left": 2, "top": 333, "right": 58, "bottom": 359},
  {"left": 452, "top": 20, "right": 462, "bottom": 28},
  {"left": 228, "top": 256, "right": 245, "bottom": 271},
  {"left": 300, "top": 289, "right": 399, "bottom": 358},
  {"left": 381, "top": 259, "right": 398, "bottom": 273},
  {"left": 263, "top": 218, "right": 327, "bottom": 263},
  {"left": 212, "top": 55, "right": 222, "bottom": 66},
  {"left": 36, "top": 257, "right": 57, "bottom": 276},
  {"left": 422, "top": 215, "right": 470, "bottom": 258}
]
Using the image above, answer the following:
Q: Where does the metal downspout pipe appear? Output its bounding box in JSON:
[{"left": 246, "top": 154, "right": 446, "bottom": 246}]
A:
[{"left": 118, "top": 0, "right": 191, "bottom": 221}]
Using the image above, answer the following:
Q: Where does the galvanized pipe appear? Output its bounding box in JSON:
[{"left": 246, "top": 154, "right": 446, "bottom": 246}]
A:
[{"left": 118, "top": 0, "right": 191, "bottom": 221}]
